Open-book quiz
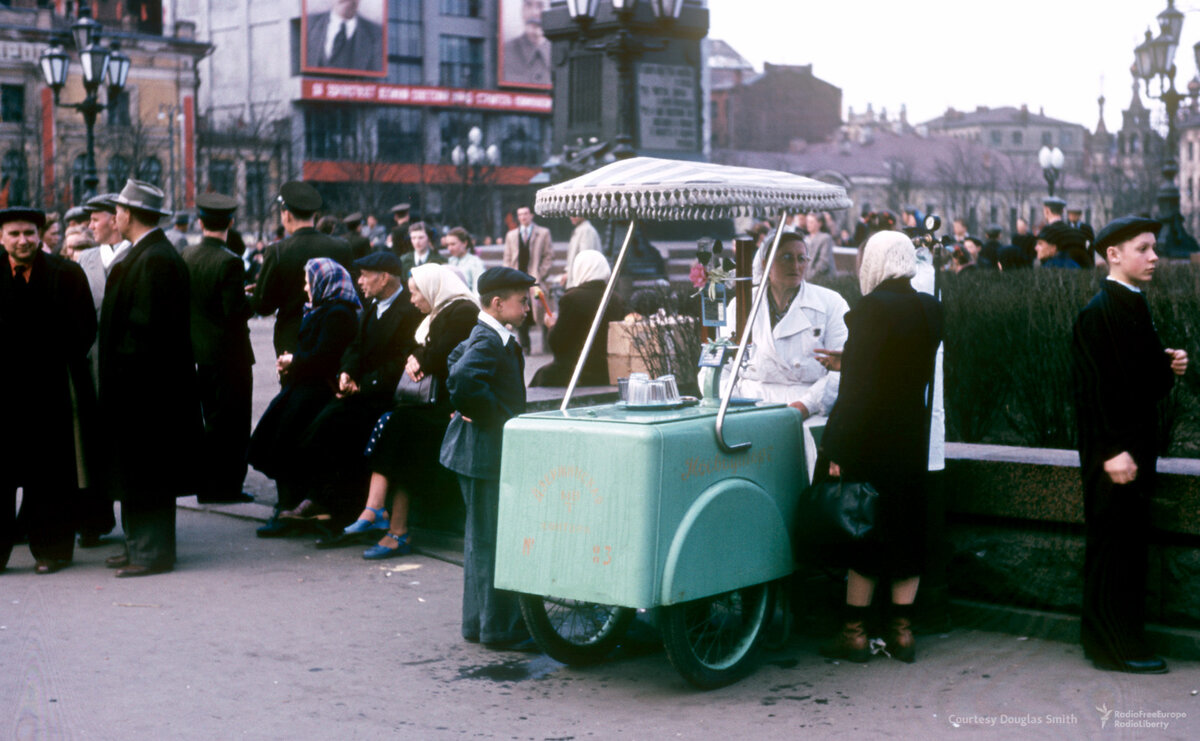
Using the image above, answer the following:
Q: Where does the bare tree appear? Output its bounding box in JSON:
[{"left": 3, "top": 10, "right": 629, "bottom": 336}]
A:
[{"left": 884, "top": 156, "right": 916, "bottom": 212}]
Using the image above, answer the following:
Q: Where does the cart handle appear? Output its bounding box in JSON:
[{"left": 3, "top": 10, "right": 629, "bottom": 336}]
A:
[
  {"left": 560, "top": 219, "right": 638, "bottom": 413},
  {"left": 715, "top": 211, "right": 790, "bottom": 453}
]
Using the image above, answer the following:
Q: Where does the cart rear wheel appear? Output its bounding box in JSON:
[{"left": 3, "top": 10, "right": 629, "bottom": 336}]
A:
[
  {"left": 660, "top": 582, "right": 774, "bottom": 689},
  {"left": 519, "top": 594, "right": 635, "bottom": 666}
]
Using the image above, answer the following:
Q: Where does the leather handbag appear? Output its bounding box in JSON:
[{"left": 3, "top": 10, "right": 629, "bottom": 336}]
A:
[
  {"left": 795, "top": 478, "right": 878, "bottom": 546},
  {"left": 393, "top": 373, "right": 439, "bottom": 407}
]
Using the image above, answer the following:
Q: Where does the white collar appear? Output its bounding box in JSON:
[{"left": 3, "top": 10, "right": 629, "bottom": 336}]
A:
[
  {"left": 375, "top": 285, "right": 402, "bottom": 318},
  {"left": 325, "top": 13, "right": 358, "bottom": 55},
  {"left": 1106, "top": 275, "right": 1142, "bottom": 294},
  {"left": 477, "top": 309, "right": 515, "bottom": 347}
]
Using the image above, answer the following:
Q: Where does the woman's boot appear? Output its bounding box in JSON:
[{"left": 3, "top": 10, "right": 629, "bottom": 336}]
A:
[
  {"left": 820, "top": 605, "right": 870, "bottom": 663},
  {"left": 885, "top": 605, "right": 916, "bottom": 663}
]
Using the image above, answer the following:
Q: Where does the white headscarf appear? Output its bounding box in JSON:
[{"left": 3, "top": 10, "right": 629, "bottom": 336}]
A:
[
  {"left": 410, "top": 263, "right": 479, "bottom": 345},
  {"left": 566, "top": 249, "right": 611, "bottom": 289},
  {"left": 858, "top": 230, "right": 916, "bottom": 295}
]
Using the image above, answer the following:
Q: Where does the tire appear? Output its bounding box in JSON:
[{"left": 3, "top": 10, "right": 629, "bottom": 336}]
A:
[
  {"left": 519, "top": 594, "right": 636, "bottom": 666},
  {"left": 660, "top": 582, "right": 774, "bottom": 689}
]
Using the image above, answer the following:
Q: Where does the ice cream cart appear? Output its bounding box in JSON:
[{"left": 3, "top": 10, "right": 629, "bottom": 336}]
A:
[{"left": 494, "top": 157, "right": 852, "bottom": 688}]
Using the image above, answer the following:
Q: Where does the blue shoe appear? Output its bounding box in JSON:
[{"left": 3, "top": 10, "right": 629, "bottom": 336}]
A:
[
  {"left": 344, "top": 507, "right": 389, "bottom": 535},
  {"left": 363, "top": 532, "right": 411, "bottom": 559}
]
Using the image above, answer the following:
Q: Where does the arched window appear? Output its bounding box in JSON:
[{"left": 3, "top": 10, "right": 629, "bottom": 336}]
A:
[
  {"left": 107, "top": 154, "right": 131, "bottom": 193},
  {"left": 1, "top": 149, "right": 27, "bottom": 206},
  {"left": 70, "top": 154, "right": 89, "bottom": 204},
  {"left": 138, "top": 156, "right": 163, "bottom": 187}
]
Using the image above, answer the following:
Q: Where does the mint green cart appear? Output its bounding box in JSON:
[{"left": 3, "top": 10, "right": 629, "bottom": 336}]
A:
[{"left": 494, "top": 158, "right": 851, "bottom": 688}]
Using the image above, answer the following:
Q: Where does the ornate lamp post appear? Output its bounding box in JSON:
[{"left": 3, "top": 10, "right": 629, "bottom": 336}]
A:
[
  {"left": 565, "top": 0, "right": 684, "bottom": 159},
  {"left": 1038, "top": 145, "right": 1064, "bottom": 197},
  {"left": 38, "top": 2, "right": 131, "bottom": 203},
  {"left": 450, "top": 126, "right": 499, "bottom": 235},
  {"left": 1132, "top": 0, "right": 1199, "bottom": 257}
]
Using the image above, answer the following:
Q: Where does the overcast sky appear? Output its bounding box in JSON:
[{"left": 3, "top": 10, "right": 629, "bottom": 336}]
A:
[{"left": 708, "top": 0, "right": 1200, "bottom": 133}]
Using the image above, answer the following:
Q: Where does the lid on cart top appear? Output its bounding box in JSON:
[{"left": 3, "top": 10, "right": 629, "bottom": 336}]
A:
[{"left": 534, "top": 157, "right": 852, "bottom": 222}]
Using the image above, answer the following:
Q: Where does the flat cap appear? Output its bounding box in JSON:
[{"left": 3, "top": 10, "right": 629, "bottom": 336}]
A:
[
  {"left": 65, "top": 205, "right": 90, "bottom": 222},
  {"left": 343, "top": 212, "right": 363, "bottom": 225},
  {"left": 83, "top": 193, "right": 117, "bottom": 215},
  {"left": 389, "top": 202, "right": 411, "bottom": 216},
  {"left": 1092, "top": 215, "right": 1160, "bottom": 254},
  {"left": 0, "top": 207, "right": 46, "bottom": 229},
  {"left": 353, "top": 251, "right": 403, "bottom": 275},
  {"left": 173, "top": 212, "right": 190, "bottom": 225},
  {"left": 1036, "top": 221, "right": 1087, "bottom": 251},
  {"left": 279, "top": 181, "right": 322, "bottom": 212},
  {"left": 477, "top": 266, "right": 536, "bottom": 295},
  {"left": 985, "top": 224, "right": 1003, "bottom": 238},
  {"left": 195, "top": 192, "right": 237, "bottom": 218}
]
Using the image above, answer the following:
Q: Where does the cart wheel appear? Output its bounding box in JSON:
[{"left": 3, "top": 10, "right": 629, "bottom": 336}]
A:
[
  {"left": 659, "top": 582, "right": 774, "bottom": 689},
  {"left": 519, "top": 594, "right": 636, "bottom": 666}
]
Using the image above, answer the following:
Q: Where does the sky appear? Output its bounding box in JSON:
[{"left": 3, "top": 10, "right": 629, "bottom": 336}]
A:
[{"left": 707, "top": 0, "right": 1200, "bottom": 133}]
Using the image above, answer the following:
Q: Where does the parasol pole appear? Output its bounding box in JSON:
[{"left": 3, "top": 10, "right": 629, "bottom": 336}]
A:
[
  {"left": 560, "top": 219, "right": 638, "bottom": 412},
  {"left": 715, "top": 210, "right": 790, "bottom": 453}
]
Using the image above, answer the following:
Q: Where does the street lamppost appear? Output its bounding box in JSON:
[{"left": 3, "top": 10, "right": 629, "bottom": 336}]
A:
[
  {"left": 38, "top": 1, "right": 131, "bottom": 203},
  {"left": 1132, "top": 0, "right": 1199, "bottom": 256},
  {"left": 450, "top": 126, "right": 499, "bottom": 235},
  {"left": 1038, "top": 145, "right": 1064, "bottom": 197},
  {"left": 564, "top": 0, "right": 684, "bottom": 159}
]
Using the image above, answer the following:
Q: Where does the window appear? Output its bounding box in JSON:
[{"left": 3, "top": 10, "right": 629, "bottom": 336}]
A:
[
  {"left": 2, "top": 149, "right": 26, "bottom": 204},
  {"left": 497, "top": 115, "right": 546, "bottom": 166},
  {"left": 1011, "top": 130, "right": 1023, "bottom": 146},
  {"left": 439, "top": 35, "right": 484, "bottom": 89},
  {"left": 209, "top": 159, "right": 235, "bottom": 196},
  {"left": 246, "top": 160, "right": 269, "bottom": 222},
  {"left": 989, "top": 130, "right": 1002, "bottom": 145},
  {"left": 388, "top": 0, "right": 424, "bottom": 85},
  {"left": 108, "top": 90, "right": 131, "bottom": 126},
  {"left": 1040, "top": 131, "right": 1053, "bottom": 147},
  {"left": 305, "top": 106, "right": 361, "bottom": 160},
  {"left": 0, "top": 84, "right": 24, "bottom": 123},
  {"left": 378, "top": 108, "right": 424, "bottom": 163},
  {"left": 1189, "top": 177, "right": 1195, "bottom": 201},
  {"left": 1190, "top": 142, "right": 1195, "bottom": 161},
  {"left": 569, "top": 54, "right": 602, "bottom": 128},
  {"left": 106, "top": 154, "right": 130, "bottom": 192},
  {"left": 70, "top": 153, "right": 89, "bottom": 202},
  {"left": 138, "top": 156, "right": 163, "bottom": 187},
  {"left": 1059, "top": 130, "right": 1072, "bottom": 148},
  {"left": 438, "top": 110, "right": 484, "bottom": 161},
  {"left": 440, "top": 0, "right": 481, "bottom": 16}
]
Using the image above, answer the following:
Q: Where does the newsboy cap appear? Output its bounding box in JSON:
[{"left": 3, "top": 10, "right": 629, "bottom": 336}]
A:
[
  {"left": 278, "top": 181, "right": 322, "bottom": 213},
  {"left": 1036, "top": 221, "right": 1087, "bottom": 251},
  {"left": 352, "top": 251, "right": 403, "bottom": 276},
  {"left": 83, "top": 193, "right": 118, "bottom": 215},
  {"left": 1092, "top": 216, "right": 1161, "bottom": 254},
  {"left": 65, "top": 205, "right": 90, "bottom": 223},
  {"left": 477, "top": 266, "right": 536, "bottom": 295}
]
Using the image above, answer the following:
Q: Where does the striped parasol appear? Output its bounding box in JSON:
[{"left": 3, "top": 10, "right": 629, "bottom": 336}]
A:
[{"left": 535, "top": 156, "right": 852, "bottom": 221}]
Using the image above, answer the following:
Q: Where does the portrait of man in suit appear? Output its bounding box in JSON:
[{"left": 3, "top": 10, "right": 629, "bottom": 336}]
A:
[
  {"left": 499, "top": 0, "right": 551, "bottom": 89},
  {"left": 303, "top": 0, "right": 386, "bottom": 76}
]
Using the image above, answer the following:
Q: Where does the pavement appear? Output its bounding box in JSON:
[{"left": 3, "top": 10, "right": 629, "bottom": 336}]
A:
[{"left": 3, "top": 318, "right": 1199, "bottom": 739}]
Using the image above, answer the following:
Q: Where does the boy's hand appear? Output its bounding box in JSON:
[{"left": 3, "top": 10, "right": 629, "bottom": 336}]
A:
[
  {"left": 1103, "top": 451, "right": 1138, "bottom": 484},
  {"left": 1166, "top": 348, "right": 1188, "bottom": 376},
  {"left": 814, "top": 348, "right": 842, "bottom": 371}
]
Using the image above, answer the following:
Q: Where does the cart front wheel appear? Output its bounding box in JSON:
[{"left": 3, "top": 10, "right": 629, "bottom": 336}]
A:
[
  {"left": 519, "top": 594, "right": 635, "bottom": 666},
  {"left": 660, "top": 582, "right": 774, "bottom": 689}
]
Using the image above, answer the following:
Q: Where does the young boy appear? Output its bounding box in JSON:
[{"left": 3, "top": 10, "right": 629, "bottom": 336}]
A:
[
  {"left": 1072, "top": 216, "right": 1189, "bottom": 674},
  {"left": 440, "top": 266, "right": 536, "bottom": 649}
]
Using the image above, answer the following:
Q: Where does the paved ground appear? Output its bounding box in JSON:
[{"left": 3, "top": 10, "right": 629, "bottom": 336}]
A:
[{"left": 4, "top": 319, "right": 1198, "bottom": 740}]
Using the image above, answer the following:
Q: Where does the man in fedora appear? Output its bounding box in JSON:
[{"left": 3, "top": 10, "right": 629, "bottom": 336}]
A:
[
  {"left": 388, "top": 202, "right": 412, "bottom": 258},
  {"left": 0, "top": 206, "right": 97, "bottom": 574},
  {"left": 99, "top": 179, "right": 203, "bottom": 577},
  {"left": 252, "top": 181, "right": 353, "bottom": 357},
  {"left": 182, "top": 193, "right": 255, "bottom": 505}
]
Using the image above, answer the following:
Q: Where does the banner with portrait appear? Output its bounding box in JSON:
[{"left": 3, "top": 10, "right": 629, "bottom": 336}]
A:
[
  {"left": 301, "top": 0, "right": 388, "bottom": 78},
  {"left": 498, "top": 0, "right": 552, "bottom": 89}
]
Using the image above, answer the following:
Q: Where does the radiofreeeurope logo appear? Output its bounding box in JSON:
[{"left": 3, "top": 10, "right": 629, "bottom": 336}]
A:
[{"left": 1095, "top": 704, "right": 1186, "bottom": 731}]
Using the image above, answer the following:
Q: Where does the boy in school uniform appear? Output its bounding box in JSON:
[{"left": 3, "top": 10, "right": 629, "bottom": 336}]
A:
[
  {"left": 1071, "top": 216, "right": 1189, "bottom": 674},
  {"left": 440, "top": 266, "right": 536, "bottom": 649}
]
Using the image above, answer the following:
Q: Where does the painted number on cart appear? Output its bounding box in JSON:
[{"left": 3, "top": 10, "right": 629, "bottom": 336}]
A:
[{"left": 592, "top": 545, "right": 612, "bottom": 566}]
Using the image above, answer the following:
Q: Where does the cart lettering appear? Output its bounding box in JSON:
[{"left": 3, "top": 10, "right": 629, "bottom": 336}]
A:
[
  {"left": 592, "top": 545, "right": 612, "bottom": 566},
  {"left": 522, "top": 537, "right": 534, "bottom": 555},
  {"left": 540, "top": 521, "right": 591, "bottom": 534},
  {"left": 679, "top": 445, "right": 776, "bottom": 482},
  {"left": 532, "top": 464, "right": 602, "bottom": 504}
]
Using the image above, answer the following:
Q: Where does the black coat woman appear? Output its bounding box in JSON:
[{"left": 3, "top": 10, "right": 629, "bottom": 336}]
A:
[
  {"left": 346, "top": 263, "right": 480, "bottom": 558},
  {"left": 248, "top": 257, "right": 360, "bottom": 532},
  {"left": 530, "top": 250, "right": 625, "bottom": 387},
  {"left": 818, "top": 230, "right": 942, "bottom": 663}
]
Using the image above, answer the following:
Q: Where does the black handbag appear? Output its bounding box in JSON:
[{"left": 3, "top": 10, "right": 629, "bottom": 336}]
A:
[
  {"left": 394, "top": 372, "right": 439, "bottom": 406},
  {"left": 795, "top": 478, "right": 878, "bottom": 546}
]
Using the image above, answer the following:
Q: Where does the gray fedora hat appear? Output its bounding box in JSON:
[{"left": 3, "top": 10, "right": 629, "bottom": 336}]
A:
[{"left": 112, "top": 179, "right": 170, "bottom": 218}]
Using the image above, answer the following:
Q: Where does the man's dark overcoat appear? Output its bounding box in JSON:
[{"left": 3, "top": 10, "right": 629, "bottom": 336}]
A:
[
  {"left": 253, "top": 226, "right": 353, "bottom": 356},
  {"left": 99, "top": 228, "right": 203, "bottom": 505}
]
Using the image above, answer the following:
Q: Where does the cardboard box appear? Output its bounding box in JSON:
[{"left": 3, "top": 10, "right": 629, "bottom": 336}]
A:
[{"left": 606, "top": 321, "right": 652, "bottom": 384}]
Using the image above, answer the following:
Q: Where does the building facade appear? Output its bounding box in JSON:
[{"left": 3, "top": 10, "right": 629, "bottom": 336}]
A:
[
  {"left": 173, "top": 0, "right": 555, "bottom": 239},
  {"left": 710, "top": 61, "right": 841, "bottom": 152},
  {"left": 0, "top": 1, "right": 208, "bottom": 212}
]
